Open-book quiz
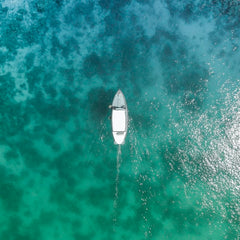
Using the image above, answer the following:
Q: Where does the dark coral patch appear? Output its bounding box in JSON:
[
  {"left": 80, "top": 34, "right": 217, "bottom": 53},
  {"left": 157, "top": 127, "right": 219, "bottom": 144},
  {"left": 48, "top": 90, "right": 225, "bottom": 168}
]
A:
[
  {"left": 99, "top": 0, "right": 112, "bottom": 9},
  {"left": 59, "top": 67, "right": 75, "bottom": 83},
  {"left": 17, "top": 138, "right": 47, "bottom": 169},
  {"left": 119, "top": 39, "right": 136, "bottom": 71},
  {"left": 181, "top": 3, "right": 195, "bottom": 22},
  {"left": 182, "top": 91, "right": 203, "bottom": 112},
  {"left": 4, "top": 148, "right": 19, "bottom": 160},
  {"left": 26, "top": 67, "right": 43, "bottom": 93},
  {"left": 87, "top": 87, "right": 115, "bottom": 121},
  {"left": 62, "top": 37, "right": 80, "bottom": 58},
  {"left": 25, "top": 52, "right": 35, "bottom": 70},
  {"left": 99, "top": 0, "right": 131, "bottom": 10},
  {"left": 0, "top": 166, "right": 23, "bottom": 212},
  {"left": 161, "top": 40, "right": 209, "bottom": 104},
  {"left": 162, "top": 43, "right": 174, "bottom": 63},
  {"left": 82, "top": 52, "right": 106, "bottom": 78},
  {"left": 0, "top": 103, "right": 30, "bottom": 138},
  {"left": 0, "top": 215, "right": 40, "bottom": 240},
  {"left": 73, "top": 231, "right": 94, "bottom": 240},
  {"left": 52, "top": 152, "right": 78, "bottom": 186},
  {"left": 0, "top": 73, "right": 15, "bottom": 102},
  {"left": 181, "top": 68, "right": 208, "bottom": 93},
  {"left": 0, "top": 50, "right": 7, "bottom": 65}
]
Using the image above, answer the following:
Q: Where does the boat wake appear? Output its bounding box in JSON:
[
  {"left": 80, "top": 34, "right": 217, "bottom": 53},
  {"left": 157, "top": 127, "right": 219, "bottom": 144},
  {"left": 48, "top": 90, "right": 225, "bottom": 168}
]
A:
[{"left": 113, "top": 144, "right": 122, "bottom": 226}]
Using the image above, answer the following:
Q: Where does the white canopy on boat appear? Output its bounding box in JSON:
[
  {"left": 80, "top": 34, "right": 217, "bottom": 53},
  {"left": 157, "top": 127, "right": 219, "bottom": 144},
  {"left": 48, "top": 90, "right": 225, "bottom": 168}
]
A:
[{"left": 112, "top": 109, "right": 126, "bottom": 132}]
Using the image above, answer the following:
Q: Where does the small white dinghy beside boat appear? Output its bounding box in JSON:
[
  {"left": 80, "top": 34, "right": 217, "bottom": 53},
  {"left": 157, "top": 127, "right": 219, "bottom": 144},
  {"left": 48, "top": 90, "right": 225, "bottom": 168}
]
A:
[{"left": 111, "top": 90, "right": 128, "bottom": 145}]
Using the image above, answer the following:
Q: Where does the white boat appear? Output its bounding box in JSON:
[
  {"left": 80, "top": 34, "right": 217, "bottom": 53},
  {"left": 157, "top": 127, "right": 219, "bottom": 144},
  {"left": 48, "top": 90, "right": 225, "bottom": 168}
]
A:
[{"left": 111, "top": 90, "right": 128, "bottom": 145}]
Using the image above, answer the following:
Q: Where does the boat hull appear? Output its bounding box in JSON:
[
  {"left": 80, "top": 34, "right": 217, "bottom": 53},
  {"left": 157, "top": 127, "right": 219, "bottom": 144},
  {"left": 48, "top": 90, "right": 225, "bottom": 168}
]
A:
[{"left": 111, "top": 90, "right": 128, "bottom": 145}]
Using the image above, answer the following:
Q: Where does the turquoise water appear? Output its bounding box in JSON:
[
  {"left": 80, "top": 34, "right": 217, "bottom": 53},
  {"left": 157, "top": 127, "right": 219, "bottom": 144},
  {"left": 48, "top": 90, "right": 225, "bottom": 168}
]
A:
[{"left": 0, "top": 0, "right": 240, "bottom": 239}]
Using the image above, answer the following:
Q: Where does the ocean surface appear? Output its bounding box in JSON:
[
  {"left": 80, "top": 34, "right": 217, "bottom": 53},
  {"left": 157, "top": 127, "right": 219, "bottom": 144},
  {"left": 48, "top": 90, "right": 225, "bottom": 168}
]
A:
[{"left": 0, "top": 0, "right": 240, "bottom": 239}]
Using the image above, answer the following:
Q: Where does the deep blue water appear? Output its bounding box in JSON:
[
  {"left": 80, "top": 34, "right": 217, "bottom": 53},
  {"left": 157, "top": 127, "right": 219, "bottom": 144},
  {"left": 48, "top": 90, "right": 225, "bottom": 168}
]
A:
[{"left": 0, "top": 0, "right": 240, "bottom": 239}]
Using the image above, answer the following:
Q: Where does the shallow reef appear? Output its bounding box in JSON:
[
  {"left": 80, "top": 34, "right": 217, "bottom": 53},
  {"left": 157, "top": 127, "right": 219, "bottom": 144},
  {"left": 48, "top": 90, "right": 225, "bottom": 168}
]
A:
[{"left": 0, "top": 0, "right": 239, "bottom": 239}]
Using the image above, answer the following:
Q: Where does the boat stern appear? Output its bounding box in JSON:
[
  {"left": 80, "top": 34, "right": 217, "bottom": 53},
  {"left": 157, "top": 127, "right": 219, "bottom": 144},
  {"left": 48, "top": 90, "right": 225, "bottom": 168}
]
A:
[{"left": 113, "top": 131, "right": 126, "bottom": 145}]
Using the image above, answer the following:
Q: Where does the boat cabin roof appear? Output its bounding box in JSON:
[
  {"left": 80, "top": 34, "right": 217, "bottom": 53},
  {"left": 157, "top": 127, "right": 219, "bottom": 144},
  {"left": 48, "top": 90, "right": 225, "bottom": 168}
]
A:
[{"left": 112, "top": 109, "right": 126, "bottom": 132}]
